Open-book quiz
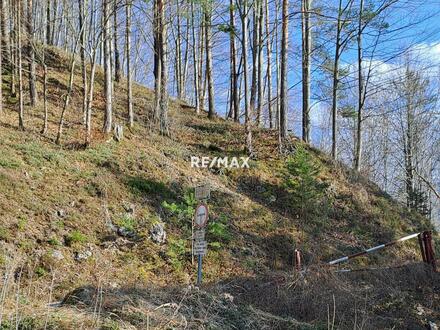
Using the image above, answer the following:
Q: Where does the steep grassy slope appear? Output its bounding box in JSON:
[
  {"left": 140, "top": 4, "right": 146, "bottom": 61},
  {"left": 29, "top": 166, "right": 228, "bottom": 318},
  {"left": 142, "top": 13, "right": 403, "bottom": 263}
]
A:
[{"left": 0, "top": 48, "right": 438, "bottom": 329}]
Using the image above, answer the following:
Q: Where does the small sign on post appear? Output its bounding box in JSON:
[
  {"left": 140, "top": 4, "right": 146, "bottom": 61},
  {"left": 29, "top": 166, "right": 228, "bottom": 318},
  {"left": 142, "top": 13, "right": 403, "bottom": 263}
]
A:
[
  {"left": 194, "top": 203, "right": 209, "bottom": 285},
  {"left": 195, "top": 184, "right": 210, "bottom": 201}
]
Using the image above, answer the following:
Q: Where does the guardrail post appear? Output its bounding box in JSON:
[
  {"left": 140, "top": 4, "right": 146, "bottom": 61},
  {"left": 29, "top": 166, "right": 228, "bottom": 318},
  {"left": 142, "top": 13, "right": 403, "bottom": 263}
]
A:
[
  {"left": 418, "top": 233, "right": 427, "bottom": 262},
  {"left": 425, "top": 231, "right": 437, "bottom": 272},
  {"left": 294, "top": 249, "right": 302, "bottom": 272}
]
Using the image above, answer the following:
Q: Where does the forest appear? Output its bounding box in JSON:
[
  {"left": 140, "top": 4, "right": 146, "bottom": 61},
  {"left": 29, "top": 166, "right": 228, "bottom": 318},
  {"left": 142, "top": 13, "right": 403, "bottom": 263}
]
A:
[{"left": 0, "top": 0, "right": 439, "bottom": 328}]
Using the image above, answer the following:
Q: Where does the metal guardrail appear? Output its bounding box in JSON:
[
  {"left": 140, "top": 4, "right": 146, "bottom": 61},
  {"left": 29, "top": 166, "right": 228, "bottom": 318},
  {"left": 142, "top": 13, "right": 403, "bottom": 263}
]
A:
[{"left": 294, "top": 231, "right": 437, "bottom": 273}]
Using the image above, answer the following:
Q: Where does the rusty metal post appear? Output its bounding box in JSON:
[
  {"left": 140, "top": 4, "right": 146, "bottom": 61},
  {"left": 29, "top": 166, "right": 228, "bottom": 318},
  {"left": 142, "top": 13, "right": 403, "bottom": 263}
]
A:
[
  {"left": 425, "top": 231, "right": 437, "bottom": 272},
  {"left": 294, "top": 249, "right": 302, "bottom": 272},
  {"left": 418, "top": 233, "right": 427, "bottom": 262}
]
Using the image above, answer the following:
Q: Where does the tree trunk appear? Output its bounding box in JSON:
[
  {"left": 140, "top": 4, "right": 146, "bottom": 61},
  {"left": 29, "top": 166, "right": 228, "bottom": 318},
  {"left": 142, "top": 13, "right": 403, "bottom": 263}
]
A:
[
  {"left": 46, "top": 0, "right": 51, "bottom": 45},
  {"left": 0, "top": 0, "right": 10, "bottom": 66},
  {"left": 331, "top": 0, "right": 343, "bottom": 160},
  {"left": 175, "top": 0, "right": 182, "bottom": 99},
  {"left": 79, "top": 0, "right": 88, "bottom": 125},
  {"left": 204, "top": 3, "right": 215, "bottom": 119},
  {"left": 17, "top": 0, "right": 24, "bottom": 130},
  {"left": 249, "top": 0, "right": 259, "bottom": 123},
  {"left": 126, "top": 0, "right": 133, "bottom": 128},
  {"left": 158, "top": 0, "right": 169, "bottom": 135},
  {"left": 229, "top": 0, "right": 239, "bottom": 122},
  {"left": 85, "top": 56, "right": 97, "bottom": 145},
  {"left": 256, "top": 0, "right": 263, "bottom": 126},
  {"left": 354, "top": 0, "right": 364, "bottom": 172},
  {"left": 9, "top": 1, "right": 16, "bottom": 98},
  {"left": 103, "top": 0, "right": 113, "bottom": 133},
  {"left": 190, "top": 0, "right": 200, "bottom": 114},
  {"left": 265, "top": 0, "right": 273, "bottom": 128},
  {"left": 240, "top": 0, "right": 253, "bottom": 155},
  {"left": 56, "top": 52, "right": 77, "bottom": 144},
  {"left": 27, "top": 0, "right": 38, "bottom": 107},
  {"left": 279, "top": 0, "right": 289, "bottom": 146},
  {"left": 301, "top": 0, "right": 311, "bottom": 143},
  {"left": 114, "top": 0, "right": 121, "bottom": 83},
  {"left": 42, "top": 62, "right": 48, "bottom": 134}
]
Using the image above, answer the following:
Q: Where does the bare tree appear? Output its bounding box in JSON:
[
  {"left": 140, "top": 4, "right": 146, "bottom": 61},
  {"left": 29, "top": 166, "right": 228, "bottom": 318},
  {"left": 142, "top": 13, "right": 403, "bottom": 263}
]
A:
[
  {"left": 191, "top": 0, "right": 200, "bottom": 114},
  {"left": 301, "top": 0, "right": 312, "bottom": 143},
  {"left": 17, "top": 0, "right": 24, "bottom": 130},
  {"left": 238, "top": 0, "right": 253, "bottom": 155},
  {"left": 153, "top": 0, "right": 169, "bottom": 135},
  {"left": 103, "top": 0, "right": 113, "bottom": 133},
  {"left": 204, "top": 1, "right": 215, "bottom": 119},
  {"left": 114, "top": 0, "right": 121, "bottom": 83},
  {"left": 354, "top": 0, "right": 364, "bottom": 172},
  {"left": 26, "top": 0, "right": 38, "bottom": 107},
  {"left": 279, "top": 0, "right": 288, "bottom": 147},
  {"left": 126, "top": 0, "right": 133, "bottom": 128}
]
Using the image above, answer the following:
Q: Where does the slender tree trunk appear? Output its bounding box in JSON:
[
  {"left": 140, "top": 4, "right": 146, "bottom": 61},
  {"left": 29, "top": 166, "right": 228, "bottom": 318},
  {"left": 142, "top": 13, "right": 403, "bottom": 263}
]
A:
[
  {"left": 79, "top": 0, "right": 88, "bottom": 125},
  {"left": 42, "top": 62, "right": 48, "bottom": 135},
  {"left": 85, "top": 55, "right": 97, "bottom": 145},
  {"left": 0, "top": 0, "right": 10, "bottom": 65},
  {"left": 26, "top": 0, "right": 38, "bottom": 107},
  {"left": 265, "top": 0, "right": 273, "bottom": 128},
  {"left": 126, "top": 0, "right": 133, "bottom": 128},
  {"left": 153, "top": 0, "right": 161, "bottom": 123},
  {"left": 103, "top": 0, "right": 113, "bottom": 133},
  {"left": 301, "top": 0, "right": 311, "bottom": 143},
  {"left": 331, "top": 0, "right": 343, "bottom": 159},
  {"left": 274, "top": 0, "right": 280, "bottom": 129},
  {"left": 229, "top": 0, "right": 239, "bottom": 122},
  {"left": 175, "top": 0, "right": 183, "bottom": 99},
  {"left": 256, "top": 0, "right": 263, "bottom": 126},
  {"left": 51, "top": 0, "right": 57, "bottom": 45},
  {"left": 198, "top": 14, "right": 205, "bottom": 110},
  {"left": 182, "top": 8, "right": 190, "bottom": 100},
  {"left": 46, "top": 0, "right": 51, "bottom": 45},
  {"left": 56, "top": 52, "right": 77, "bottom": 144},
  {"left": 279, "top": 0, "right": 289, "bottom": 146},
  {"left": 158, "top": 0, "right": 169, "bottom": 135},
  {"left": 249, "top": 0, "right": 259, "bottom": 122},
  {"left": 114, "top": 0, "right": 121, "bottom": 83},
  {"left": 9, "top": 1, "right": 16, "bottom": 98},
  {"left": 354, "top": 0, "right": 364, "bottom": 172},
  {"left": 240, "top": 0, "right": 253, "bottom": 155},
  {"left": 17, "top": 0, "right": 24, "bottom": 130},
  {"left": 204, "top": 3, "right": 215, "bottom": 119},
  {"left": 191, "top": 0, "right": 200, "bottom": 114}
]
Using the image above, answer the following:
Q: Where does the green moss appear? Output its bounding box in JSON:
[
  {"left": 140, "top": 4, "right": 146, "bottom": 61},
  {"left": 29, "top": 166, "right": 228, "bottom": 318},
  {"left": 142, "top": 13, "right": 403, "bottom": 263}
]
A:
[
  {"left": 116, "top": 214, "right": 137, "bottom": 232},
  {"left": 16, "top": 142, "right": 66, "bottom": 167},
  {"left": 65, "top": 230, "right": 88, "bottom": 246}
]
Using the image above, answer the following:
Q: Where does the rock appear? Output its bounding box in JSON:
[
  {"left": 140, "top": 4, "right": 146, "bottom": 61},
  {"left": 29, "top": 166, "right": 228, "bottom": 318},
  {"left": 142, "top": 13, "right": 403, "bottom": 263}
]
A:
[
  {"left": 114, "top": 124, "right": 123, "bottom": 142},
  {"left": 117, "top": 227, "right": 136, "bottom": 239},
  {"left": 63, "top": 285, "right": 96, "bottom": 306},
  {"left": 150, "top": 223, "right": 166, "bottom": 244},
  {"left": 51, "top": 250, "right": 64, "bottom": 260},
  {"left": 74, "top": 250, "right": 92, "bottom": 262},
  {"left": 56, "top": 209, "right": 66, "bottom": 218},
  {"left": 123, "top": 202, "right": 135, "bottom": 214},
  {"left": 221, "top": 292, "right": 234, "bottom": 303}
]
